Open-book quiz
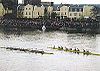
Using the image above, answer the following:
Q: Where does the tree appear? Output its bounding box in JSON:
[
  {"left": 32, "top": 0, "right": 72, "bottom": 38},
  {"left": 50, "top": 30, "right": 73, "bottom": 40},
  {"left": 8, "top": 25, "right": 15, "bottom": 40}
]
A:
[
  {"left": 43, "top": 12, "right": 48, "bottom": 20},
  {"left": 43, "top": 8, "right": 48, "bottom": 20},
  {"left": 51, "top": 12, "right": 57, "bottom": 19},
  {"left": 91, "top": 6, "right": 99, "bottom": 19},
  {"left": 79, "top": 15, "right": 84, "bottom": 21}
]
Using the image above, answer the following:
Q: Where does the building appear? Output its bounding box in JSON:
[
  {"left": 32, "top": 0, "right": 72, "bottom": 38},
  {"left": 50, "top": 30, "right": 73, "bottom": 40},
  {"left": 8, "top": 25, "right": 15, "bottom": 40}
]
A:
[
  {"left": 0, "top": 3, "right": 5, "bottom": 17},
  {"left": 0, "top": 3, "right": 12, "bottom": 18},
  {"left": 53, "top": 4, "right": 94, "bottom": 19},
  {"left": 17, "top": 4, "right": 45, "bottom": 18},
  {"left": 83, "top": 5, "right": 94, "bottom": 18},
  {"left": 69, "top": 5, "right": 83, "bottom": 18},
  {"left": 1, "top": 0, "right": 18, "bottom": 18},
  {"left": 17, "top": 4, "right": 95, "bottom": 19},
  {"left": 23, "top": 4, "right": 33, "bottom": 18},
  {"left": 47, "top": 6, "right": 53, "bottom": 15},
  {"left": 17, "top": 4, "right": 24, "bottom": 18},
  {"left": 33, "top": 5, "right": 45, "bottom": 18},
  {"left": 59, "top": 6, "right": 69, "bottom": 18},
  {"left": 24, "top": 0, "right": 41, "bottom": 6}
]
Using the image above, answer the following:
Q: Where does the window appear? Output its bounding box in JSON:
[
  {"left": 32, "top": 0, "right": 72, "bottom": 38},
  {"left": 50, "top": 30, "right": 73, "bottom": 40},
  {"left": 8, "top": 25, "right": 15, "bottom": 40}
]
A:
[
  {"left": 75, "top": 9, "right": 77, "bottom": 12},
  {"left": 77, "top": 9, "right": 79, "bottom": 12},
  {"left": 80, "top": 9, "right": 83, "bottom": 12},
  {"left": 70, "top": 13, "right": 72, "bottom": 16},
  {"left": 70, "top": 8, "right": 72, "bottom": 12},
  {"left": 38, "top": 12, "right": 39, "bottom": 15},
  {"left": 22, "top": 12, "right": 23, "bottom": 15},
  {"left": 29, "top": 12, "right": 31, "bottom": 15},
  {"left": 79, "top": 13, "right": 81, "bottom": 16},
  {"left": 26, "top": 8, "right": 27, "bottom": 10},
  {"left": 72, "top": 8, "right": 75, "bottom": 12},
  {"left": 29, "top": 8, "right": 31, "bottom": 10},
  {"left": 26, "top": 12, "right": 27, "bottom": 15},
  {"left": 25, "top": 16, "right": 27, "bottom": 18},
  {"left": 65, "top": 12, "right": 66, "bottom": 15},
  {"left": 74, "top": 13, "right": 77, "bottom": 16},
  {"left": 61, "top": 12, "right": 63, "bottom": 15}
]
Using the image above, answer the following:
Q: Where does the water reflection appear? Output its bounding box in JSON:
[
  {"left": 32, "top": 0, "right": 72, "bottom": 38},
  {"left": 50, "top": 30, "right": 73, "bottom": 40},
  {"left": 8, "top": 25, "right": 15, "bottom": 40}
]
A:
[
  {"left": 0, "top": 29, "right": 100, "bottom": 71},
  {"left": 67, "top": 34, "right": 97, "bottom": 52}
]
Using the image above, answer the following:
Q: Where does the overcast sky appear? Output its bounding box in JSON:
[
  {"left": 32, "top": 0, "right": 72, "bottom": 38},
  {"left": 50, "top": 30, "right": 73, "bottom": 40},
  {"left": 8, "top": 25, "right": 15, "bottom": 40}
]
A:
[{"left": 18, "top": 0, "right": 100, "bottom": 4}]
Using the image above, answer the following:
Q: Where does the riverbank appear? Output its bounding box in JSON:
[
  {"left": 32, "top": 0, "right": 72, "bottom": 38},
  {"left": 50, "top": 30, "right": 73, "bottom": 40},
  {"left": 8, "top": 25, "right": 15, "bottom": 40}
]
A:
[{"left": 0, "top": 18, "right": 99, "bottom": 34}]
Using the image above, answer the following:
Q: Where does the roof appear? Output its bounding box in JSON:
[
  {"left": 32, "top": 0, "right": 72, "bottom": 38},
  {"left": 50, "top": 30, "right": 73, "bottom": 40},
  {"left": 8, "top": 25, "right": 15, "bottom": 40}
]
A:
[
  {"left": 53, "top": 4, "right": 84, "bottom": 11},
  {"left": 0, "top": 3, "right": 4, "bottom": 8},
  {"left": 69, "top": 5, "right": 83, "bottom": 12},
  {"left": 53, "top": 4, "right": 62, "bottom": 11},
  {"left": 17, "top": 4, "right": 24, "bottom": 10}
]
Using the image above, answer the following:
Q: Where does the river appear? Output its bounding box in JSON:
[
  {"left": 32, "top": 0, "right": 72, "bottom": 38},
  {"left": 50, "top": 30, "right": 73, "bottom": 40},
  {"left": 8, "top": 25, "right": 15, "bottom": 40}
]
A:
[{"left": 0, "top": 30, "right": 100, "bottom": 71}]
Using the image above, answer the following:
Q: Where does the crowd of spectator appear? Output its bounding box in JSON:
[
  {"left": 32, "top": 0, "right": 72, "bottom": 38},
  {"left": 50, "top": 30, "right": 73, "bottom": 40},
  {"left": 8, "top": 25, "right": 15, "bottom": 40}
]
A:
[{"left": 0, "top": 18, "right": 99, "bottom": 33}]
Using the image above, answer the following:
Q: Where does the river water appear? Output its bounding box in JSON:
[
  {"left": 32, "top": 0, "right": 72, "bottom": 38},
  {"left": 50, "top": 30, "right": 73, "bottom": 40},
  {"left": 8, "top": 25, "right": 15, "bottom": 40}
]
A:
[{"left": 0, "top": 30, "right": 100, "bottom": 71}]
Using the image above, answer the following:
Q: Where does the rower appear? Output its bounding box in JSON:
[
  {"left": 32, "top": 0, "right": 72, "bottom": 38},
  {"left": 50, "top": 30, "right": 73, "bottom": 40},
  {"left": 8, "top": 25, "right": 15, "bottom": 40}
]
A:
[
  {"left": 35, "top": 48, "right": 38, "bottom": 54},
  {"left": 83, "top": 49, "right": 86, "bottom": 55},
  {"left": 41, "top": 50, "right": 44, "bottom": 55},
  {"left": 65, "top": 47, "right": 68, "bottom": 51},
  {"left": 77, "top": 48, "right": 80, "bottom": 51},
  {"left": 58, "top": 46, "right": 60, "bottom": 49},
  {"left": 61, "top": 46, "right": 63, "bottom": 50},
  {"left": 86, "top": 50, "right": 90, "bottom": 55},
  {"left": 39, "top": 49, "right": 44, "bottom": 55},
  {"left": 76, "top": 48, "right": 80, "bottom": 54},
  {"left": 83, "top": 49, "right": 85, "bottom": 52},
  {"left": 53, "top": 45, "right": 55, "bottom": 49},
  {"left": 69, "top": 48, "right": 72, "bottom": 51},
  {"left": 58, "top": 46, "right": 61, "bottom": 50},
  {"left": 74, "top": 48, "right": 77, "bottom": 53}
]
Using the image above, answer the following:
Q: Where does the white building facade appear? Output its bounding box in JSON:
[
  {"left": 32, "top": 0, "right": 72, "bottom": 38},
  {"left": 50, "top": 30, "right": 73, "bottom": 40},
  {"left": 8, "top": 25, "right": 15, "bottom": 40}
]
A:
[
  {"left": 17, "top": 4, "right": 94, "bottom": 19},
  {"left": 17, "top": 4, "right": 45, "bottom": 18}
]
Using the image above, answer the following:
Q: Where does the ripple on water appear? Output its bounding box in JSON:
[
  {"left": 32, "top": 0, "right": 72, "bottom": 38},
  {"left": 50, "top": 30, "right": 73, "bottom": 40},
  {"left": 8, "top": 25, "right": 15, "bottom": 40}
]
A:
[{"left": 0, "top": 31, "right": 100, "bottom": 71}]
